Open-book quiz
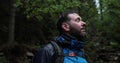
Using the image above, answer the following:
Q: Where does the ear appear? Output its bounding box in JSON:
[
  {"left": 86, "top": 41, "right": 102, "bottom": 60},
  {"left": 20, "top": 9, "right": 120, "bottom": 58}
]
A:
[{"left": 62, "top": 22, "right": 70, "bottom": 32}]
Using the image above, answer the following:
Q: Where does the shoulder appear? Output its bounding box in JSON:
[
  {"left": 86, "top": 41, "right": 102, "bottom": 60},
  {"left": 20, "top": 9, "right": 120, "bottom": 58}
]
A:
[
  {"left": 33, "top": 43, "right": 55, "bottom": 63},
  {"left": 38, "top": 43, "right": 55, "bottom": 55}
]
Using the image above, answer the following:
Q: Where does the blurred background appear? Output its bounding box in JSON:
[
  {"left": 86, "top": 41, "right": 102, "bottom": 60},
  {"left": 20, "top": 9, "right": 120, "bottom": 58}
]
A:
[{"left": 0, "top": 0, "right": 120, "bottom": 63}]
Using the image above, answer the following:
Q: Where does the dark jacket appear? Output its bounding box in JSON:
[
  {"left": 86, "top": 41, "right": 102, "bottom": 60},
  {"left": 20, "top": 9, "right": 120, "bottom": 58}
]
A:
[{"left": 33, "top": 34, "right": 88, "bottom": 63}]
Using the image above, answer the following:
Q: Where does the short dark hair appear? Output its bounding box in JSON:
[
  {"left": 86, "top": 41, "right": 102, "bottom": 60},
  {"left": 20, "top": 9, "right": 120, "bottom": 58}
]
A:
[{"left": 57, "top": 10, "right": 79, "bottom": 34}]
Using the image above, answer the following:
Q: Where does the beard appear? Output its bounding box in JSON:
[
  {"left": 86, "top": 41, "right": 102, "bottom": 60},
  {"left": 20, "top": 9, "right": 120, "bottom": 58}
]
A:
[{"left": 69, "top": 26, "right": 87, "bottom": 41}]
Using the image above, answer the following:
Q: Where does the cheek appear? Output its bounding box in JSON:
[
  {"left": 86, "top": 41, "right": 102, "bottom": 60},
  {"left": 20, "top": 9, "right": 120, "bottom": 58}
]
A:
[{"left": 72, "top": 23, "right": 81, "bottom": 29}]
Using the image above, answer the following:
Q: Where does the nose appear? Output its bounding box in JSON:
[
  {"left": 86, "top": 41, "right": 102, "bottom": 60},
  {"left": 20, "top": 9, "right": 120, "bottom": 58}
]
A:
[{"left": 81, "top": 21, "right": 86, "bottom": 26}]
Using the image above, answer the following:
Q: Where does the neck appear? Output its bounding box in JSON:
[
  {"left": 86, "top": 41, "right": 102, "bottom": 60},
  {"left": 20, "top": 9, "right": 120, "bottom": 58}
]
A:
[{"left": 60, "top": 33, "right": 84, "bottom": 41}]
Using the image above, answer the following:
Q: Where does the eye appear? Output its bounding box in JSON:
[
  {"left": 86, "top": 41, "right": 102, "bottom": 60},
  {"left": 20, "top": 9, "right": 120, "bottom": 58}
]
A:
[{"left": 75, "top": 18, "right": 81, "bottom": 22}]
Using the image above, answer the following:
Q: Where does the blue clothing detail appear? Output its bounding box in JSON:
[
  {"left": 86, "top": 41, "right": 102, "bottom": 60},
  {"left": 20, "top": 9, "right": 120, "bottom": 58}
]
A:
[
  {"left": 58, "top": 36, "right": 84, "bottom": 49},
  {"left": 63, "top": 48, "right": 88, "bottom": 63},
  {"left": 59, "top": 36, "right": 88, "bottom": 63},
  {"left": 64, "top": 56, "right": 88, "bottom": 63},
  {"left": 59, "top": 36, "right": 65, "bottom": 42},
  {"left": 33, "top": 34, "right": 88, "bottom": 63}
]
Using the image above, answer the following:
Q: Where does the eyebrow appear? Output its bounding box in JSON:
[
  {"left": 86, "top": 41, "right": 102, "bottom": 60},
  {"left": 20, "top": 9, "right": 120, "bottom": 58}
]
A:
[{"left": 77, "top": 16, "right": 82, "bottom": 20}]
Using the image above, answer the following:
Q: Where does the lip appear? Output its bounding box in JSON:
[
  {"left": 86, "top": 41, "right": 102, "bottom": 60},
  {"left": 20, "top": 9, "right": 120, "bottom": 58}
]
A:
[
  {"left": 81, "top": 28, "right": 86, "bottom": 32},
  {"left": 81, "top": 29, "right": 85, "bottom": 32}
]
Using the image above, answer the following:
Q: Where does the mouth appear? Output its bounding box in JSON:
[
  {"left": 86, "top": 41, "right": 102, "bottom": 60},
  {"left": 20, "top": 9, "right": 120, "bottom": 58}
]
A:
[
  {"left": 81, "top": 28, "right": 86, "bottom": 32},
  {"left": 80, "top": 28, "right": 87, "bottom": 36}
]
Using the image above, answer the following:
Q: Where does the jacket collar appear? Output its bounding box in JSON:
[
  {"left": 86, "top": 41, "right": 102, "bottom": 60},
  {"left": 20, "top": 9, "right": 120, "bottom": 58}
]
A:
[{"left": 53, "top": 33, "right": 84, "bottom": 49}]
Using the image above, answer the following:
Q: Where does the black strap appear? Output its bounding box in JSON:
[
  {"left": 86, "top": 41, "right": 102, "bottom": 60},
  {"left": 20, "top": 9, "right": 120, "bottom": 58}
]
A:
[
  {"left": 50, "top": 41, "right": 64, "bottom": 63},
  {"left": 51, "top": 41, "right": 63, "bottom": 55}
]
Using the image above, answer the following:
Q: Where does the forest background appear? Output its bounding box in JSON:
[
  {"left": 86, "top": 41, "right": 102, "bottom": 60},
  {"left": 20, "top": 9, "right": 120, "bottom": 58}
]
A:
[{"left": 0, "top": 0, "right": 120, "bottom": 63}]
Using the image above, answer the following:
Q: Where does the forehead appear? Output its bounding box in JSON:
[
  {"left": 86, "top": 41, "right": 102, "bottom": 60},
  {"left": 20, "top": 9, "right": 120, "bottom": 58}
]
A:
[{"left": 68, "top": 13, "right": 81, "bottom": 19}]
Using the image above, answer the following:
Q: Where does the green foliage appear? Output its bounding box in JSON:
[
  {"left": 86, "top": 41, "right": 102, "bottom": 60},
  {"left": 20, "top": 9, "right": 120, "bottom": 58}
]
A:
[
  {"left": 97, "top": 0, "right": 120, "bottom": 42},
  {"left": 0, "top": 0, "right": 120, "bottom": 63},
  {"left": 14, "top": 0, "right": 83, "bottom": 44},
  {"left": 18, "top": 0, "right": 81, "bottom": 19},
  {"left": 86, "top": 0, "right": 120, "bottom": 63}
]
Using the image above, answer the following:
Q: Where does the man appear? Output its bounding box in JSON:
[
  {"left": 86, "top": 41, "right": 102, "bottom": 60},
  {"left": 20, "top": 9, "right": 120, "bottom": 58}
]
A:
[{"left": 33, "top": 10, "right": 88, "bottom": 63}]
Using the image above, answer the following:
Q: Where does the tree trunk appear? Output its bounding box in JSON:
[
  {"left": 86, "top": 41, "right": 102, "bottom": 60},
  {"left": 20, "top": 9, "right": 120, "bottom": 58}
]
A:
[{"left": 8, "top": 0, "right": 16, "bottom": 43}]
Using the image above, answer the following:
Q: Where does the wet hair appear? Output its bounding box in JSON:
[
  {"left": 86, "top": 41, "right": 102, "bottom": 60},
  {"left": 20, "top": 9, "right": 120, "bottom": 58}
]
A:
[{"left": 57, "top": 10, "right": 79, "bottom": 34}]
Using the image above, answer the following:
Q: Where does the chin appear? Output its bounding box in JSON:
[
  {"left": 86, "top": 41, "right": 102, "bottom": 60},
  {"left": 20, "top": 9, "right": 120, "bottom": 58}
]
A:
[{"left": 81, "top": 32, "right": 87, "bottom": 37}]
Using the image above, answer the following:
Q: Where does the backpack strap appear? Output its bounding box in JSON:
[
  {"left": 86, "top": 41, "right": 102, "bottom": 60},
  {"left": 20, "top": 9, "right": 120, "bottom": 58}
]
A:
[{"left": 50, "top": 41, "right": 64, "bottom": 63}]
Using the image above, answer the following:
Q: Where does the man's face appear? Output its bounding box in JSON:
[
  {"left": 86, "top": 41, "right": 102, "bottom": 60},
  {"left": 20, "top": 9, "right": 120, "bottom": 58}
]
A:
[{"left": 67, "top": 13, "right": 86, "bottom": 38}]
